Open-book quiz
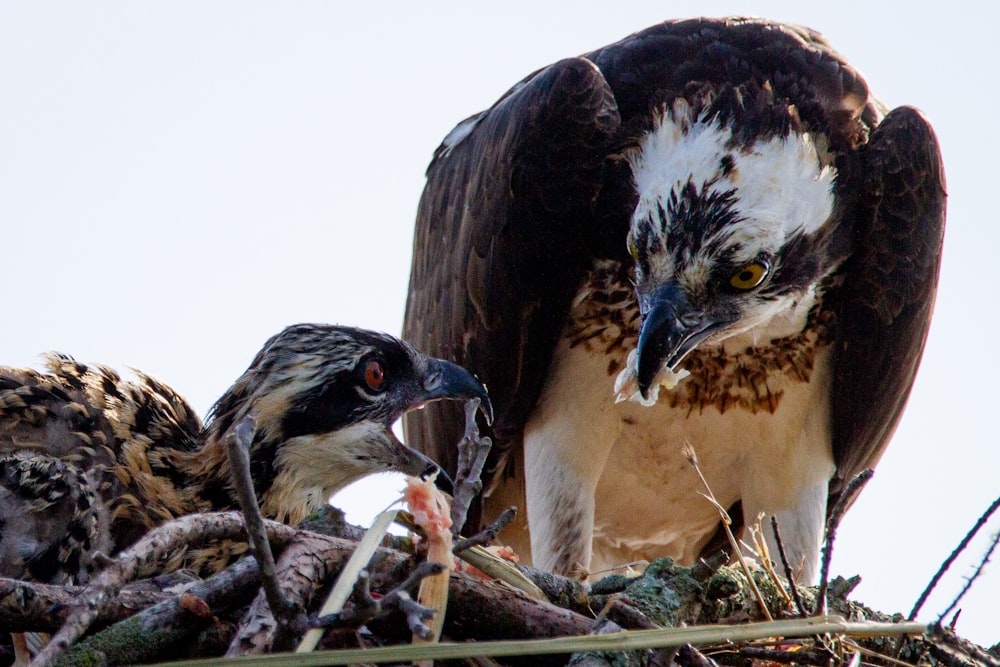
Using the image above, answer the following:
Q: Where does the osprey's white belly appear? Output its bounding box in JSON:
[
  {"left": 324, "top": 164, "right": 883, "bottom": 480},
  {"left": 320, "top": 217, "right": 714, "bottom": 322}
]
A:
[{"left": 521, "top": 308, "right": 836, "bottom": 582}]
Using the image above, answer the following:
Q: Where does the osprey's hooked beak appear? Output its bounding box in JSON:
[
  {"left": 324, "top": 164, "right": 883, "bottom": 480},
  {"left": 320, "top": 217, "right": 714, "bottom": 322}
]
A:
[
  {"left": 416, "top": 358, "right": 493, "bottom": 426},
  {"left": 404, "top": 357, "right": 494, "bottom": 494},
  {"left": 384, "top": 432, "right": 457, "bottom": 495},
  {"left": 635, "top": 282, "right": 738, "bottom": 399}
]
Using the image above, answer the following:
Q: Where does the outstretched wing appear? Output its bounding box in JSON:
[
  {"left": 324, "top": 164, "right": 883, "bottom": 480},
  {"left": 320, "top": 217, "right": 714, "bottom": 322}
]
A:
[
  {"left": 402, "top": 57, "right": 624, "bottom": 516},
  {"left": 830, "top": 106, "right": 946, "bottom": 500}
]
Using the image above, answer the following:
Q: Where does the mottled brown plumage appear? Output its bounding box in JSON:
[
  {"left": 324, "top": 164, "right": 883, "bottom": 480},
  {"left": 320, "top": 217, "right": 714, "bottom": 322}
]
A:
[
  {"left": 404, "top": 18, "right": 945, "bottom": 580},
  {"left": 0, "top": 324, "right": 490, "bottom": 584}
]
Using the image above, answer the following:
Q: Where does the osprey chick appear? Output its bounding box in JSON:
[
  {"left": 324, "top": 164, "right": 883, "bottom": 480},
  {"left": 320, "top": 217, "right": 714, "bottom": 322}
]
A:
[
  {"left": 404, "top": 17, "right": 945, "bottom": 582},
  {"left": 0, "top": 323, "right": 490, "bottom": 584}
]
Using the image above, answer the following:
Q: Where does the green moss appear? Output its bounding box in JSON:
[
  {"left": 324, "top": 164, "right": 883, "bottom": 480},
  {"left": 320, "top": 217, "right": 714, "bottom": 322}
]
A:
[
  {"left": 607, "top": 557, "right": 705, "bottom": 627},
  {"left": 590, "top": 573, "right": 632, "bottom": 595},
  {"left": 54, "top": 608, "right": 206, "bottom": 667}
]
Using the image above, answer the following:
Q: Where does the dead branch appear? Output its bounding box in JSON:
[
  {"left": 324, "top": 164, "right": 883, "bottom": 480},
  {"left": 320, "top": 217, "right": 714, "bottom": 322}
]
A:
[
  {"left": 225, "top": 416, "right": 299, "bottom": 622},
  {"left": 3, "top": 553, "right": 995, "bottom": 667},
  {"left": 51, "top": 557, "right": 261, "bottom": 666},
  {"left": 29, "top": 512, "right": 297, "bottom": 666},
  {"left": 4, "top": 502, "right": 995, "bottom": 666},
  {"left": 442, "top": 570, "right": 594, "bottom": 640},
  {"left": 226, "top": 534, "right": 596, "bottom": 657},
  {"left": 937, "top": 528, "right": 1000, "bottom": 626},
  {"left": 910, "top": 493, "right": 1000, "bottom": 621},
  {"left": 226, "top": 532, "right": 363, "bottom": 656},
  {"left": 315, "top": 562, "right": 442, "bottom": 634},
  {"left": 378, "top": 562, "right": 445, "bottom": 640},
  {"left": 454, "top": 507, "right": 517, "bottom": 553},
  {"left": 0, "top": 578, "right": 169, "bottom": 633},
  {"left": 509, "top": 561, "right": 592, "bottom": 616},
  {"left": 816, "top": 469, "right": 873, "bottom": 616},
  {"left": 740, "top": 644, "right": 833, "bottom": 665},
  {"left": 770, "top": 515, "right": 808, "bottom": 617},
  {"left": 926, "top": 624, "right": 1000, "bottom": 667},
  {"left": 676, "top": 644, "right": 720, "bottom": 667},
  {"left": 602, "top": 598, "right": 659, "bottom": 631}
]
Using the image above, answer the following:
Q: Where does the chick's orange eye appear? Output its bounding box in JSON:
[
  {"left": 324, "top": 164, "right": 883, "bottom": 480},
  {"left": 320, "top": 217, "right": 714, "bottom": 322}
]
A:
[{"left": 364, "top": 359, "right": 385, "bottom": 391}]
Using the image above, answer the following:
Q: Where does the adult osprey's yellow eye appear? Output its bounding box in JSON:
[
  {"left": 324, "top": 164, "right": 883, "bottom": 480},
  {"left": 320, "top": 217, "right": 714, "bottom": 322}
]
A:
[
  {"left": 627, "top": 233, "right": 639, "bottom": 260},
  {"left": 729, "top": 262, "right": 769, "bottom": 290}
]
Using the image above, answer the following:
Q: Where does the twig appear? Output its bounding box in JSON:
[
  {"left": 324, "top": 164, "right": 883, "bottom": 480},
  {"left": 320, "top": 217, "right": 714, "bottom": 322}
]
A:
[
  {"left": 740, "top": 645, "right": 832, "bottom": 665},
  {"left": 676, "top": 644, "right": 720, "bottom": 666},
  {"left": 0, "top": 577, "right": 168, "bottom": 633},
  {"left": 30, "top": 512, "right": 295, "bottom": 667},
  {"left": 385, "top": 561, "right": 445, "bottom": 640},
  {"left": 313, "top": 569, "right": 378, "bottom": 630},
  {"left": 935, "top": 528, "right": 1000, "bottom": 625},
  {"left": 599, "top": 597, "right": 658, "bottom": 631},
  {"left": 689, "top": 551, "right": 729, "bottom": 582},
  {"left": 815, "top": 469, "right": 873, "bottom": 616},
  {"left": 909, "top": 493, "right": 1000, "bottom": 620},
  {"left": 770, "top": 516, "right": 808, "bottom": 617},
  {"left": 747, "top": 515, "right": 792, "bottom": 608},
  {"left": 450, "top": 398, "right": 493, "bottom": 534},
  {"left": 316, "top": 562, "right": 443, "bottom": 638},
  {"left": 53, "top": 557, "right": 262, "bottom": 666},
  {"left": 226, "top": 531, "right": 357, "bottom": 655},
  {"left": 682, "top": 442, "right": 772, "bottom": 621},
  {"left": 225, "top": 414, "right": 301, "bottom": 633},
  {"left": 926, "top": 623, "right": 1000, "bottom": 667},
  {"left": 454, "top": 507, "right": 517, "bottom": 553},
  {"left": 296, "top": 508, "right": 399, "bottom": 653},
  {"left": 838, "top": 640, "right": 913, "bottom": 667}
]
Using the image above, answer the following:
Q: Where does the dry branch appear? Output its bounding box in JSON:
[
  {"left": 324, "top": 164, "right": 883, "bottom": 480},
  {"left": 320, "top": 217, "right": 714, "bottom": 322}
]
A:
[
  {"left": 816, "top": 469, "right": 873, "bottom": 616},
  {"left": 224, "top": 414, "right": 300, "bottom": 631},
  {"left": 226, "top": 531, "right": 378, "bottom": 656},
  {"left": 1, "top": 578, "right": 169, "bottom": 633},
  {"left": 51, "top": 558, "right": 262, "bottom": 667},
  {"left": 4, "top": 500, "right": 996, "bottom": 667},
  {"left": 30, "top": 511, "right": 297, "bottom": 667},
  {"left": 910, "top": 493, "right": 1000, "bottom": 621}
]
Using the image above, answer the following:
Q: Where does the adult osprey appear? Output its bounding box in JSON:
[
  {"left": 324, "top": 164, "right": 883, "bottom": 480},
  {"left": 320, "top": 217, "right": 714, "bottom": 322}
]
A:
[{"left": 403, "top": 17, "right": 945, "bottom": 582}]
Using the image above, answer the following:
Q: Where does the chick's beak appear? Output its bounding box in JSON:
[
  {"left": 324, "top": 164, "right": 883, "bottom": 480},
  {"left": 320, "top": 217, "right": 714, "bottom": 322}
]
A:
[
  {"left": 417, "top": 358, "right": 494, "bottom": 425},
  {"left": 387, "top": 433, "right": 455, "bottom": 494}
]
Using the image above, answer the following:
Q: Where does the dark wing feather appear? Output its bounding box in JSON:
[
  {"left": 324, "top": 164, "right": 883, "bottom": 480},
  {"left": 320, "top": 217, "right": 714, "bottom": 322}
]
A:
[
  {"left": 583, "top": 18, "right": 877, "bottom": 150},
  {"left": 404, "top": 17, "right": 918, "bottom": 535},
  {"left": 830, "top": 106, "right": 946, "bottom": 500},
  {"left": 402, "top": 57, "right": 622, "bottom": 517}
]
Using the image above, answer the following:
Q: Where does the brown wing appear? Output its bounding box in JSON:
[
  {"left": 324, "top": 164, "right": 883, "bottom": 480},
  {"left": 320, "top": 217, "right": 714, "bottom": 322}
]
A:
[
  {"left": 830, "top": 106, "right": 947, "bottom": 501},
  {"left": 402, "top": 57, "right": 624, "bottom": 522},
  {"left": 403, "top": 18, "right": 894, "bottom": 532},
  {"left": 583, "top": 18, "right": 878, "bottom": 151}
]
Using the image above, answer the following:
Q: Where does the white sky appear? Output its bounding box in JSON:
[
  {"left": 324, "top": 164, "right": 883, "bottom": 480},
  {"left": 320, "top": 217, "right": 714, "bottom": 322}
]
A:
[{"left": 1, "top": 1, "right": 996, "bottom": 647}]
